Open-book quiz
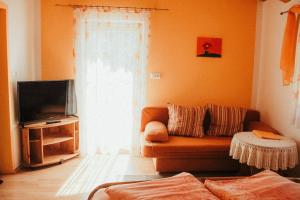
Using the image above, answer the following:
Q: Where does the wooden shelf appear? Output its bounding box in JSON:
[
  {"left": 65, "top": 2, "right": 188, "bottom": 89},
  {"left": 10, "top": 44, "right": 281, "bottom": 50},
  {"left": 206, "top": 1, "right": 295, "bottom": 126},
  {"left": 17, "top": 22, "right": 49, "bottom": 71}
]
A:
[
  {"left": 44, "top": 153, "right": 79, "bottom": 163},
  {"left": 43, "top": 136, "right": 73, "bottom": 146},
  {"left": 30, "top": 153, "right": 79, "bottom": 167},
  {"left": 24, "top": 117, "right": 78, "bottom": 129},
  {"left": 21, "top": 117, "right": 80, "bottom": 168},
  {"left": 29, "top": 139, "right": 41, "bottom": 143}
]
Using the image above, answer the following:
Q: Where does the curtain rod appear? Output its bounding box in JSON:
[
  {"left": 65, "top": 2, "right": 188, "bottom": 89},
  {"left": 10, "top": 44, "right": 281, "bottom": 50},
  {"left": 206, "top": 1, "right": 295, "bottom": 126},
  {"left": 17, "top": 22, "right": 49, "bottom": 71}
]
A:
[
  {"left": 280, "top": 11, "right": 288, "bottom": 15},
  {"left": 55, "top": 4, "right": 169, "bottom": 11}
]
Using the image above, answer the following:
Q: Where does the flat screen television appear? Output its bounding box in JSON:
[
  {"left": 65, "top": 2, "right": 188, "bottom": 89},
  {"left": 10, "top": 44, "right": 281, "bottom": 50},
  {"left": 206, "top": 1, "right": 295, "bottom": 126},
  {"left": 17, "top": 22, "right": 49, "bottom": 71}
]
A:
[{"left": 17, "top": 80, "right": 77, "bottom": 125}]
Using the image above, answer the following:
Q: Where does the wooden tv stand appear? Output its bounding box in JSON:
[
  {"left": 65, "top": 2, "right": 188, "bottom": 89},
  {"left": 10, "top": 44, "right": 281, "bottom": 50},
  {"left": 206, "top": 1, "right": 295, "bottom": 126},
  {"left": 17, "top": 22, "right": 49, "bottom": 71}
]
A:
[{"left": 21, "top": 117, "right": 79, "bottom": 167}]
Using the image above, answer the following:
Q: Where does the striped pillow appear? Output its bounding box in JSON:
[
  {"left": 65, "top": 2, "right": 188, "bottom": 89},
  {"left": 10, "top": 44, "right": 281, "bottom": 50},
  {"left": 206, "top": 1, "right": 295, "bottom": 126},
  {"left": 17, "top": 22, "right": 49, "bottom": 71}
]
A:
[
  {"left": 207, "top": 104, "right": 247, "bottom": 136},
  {"left": 167, "top": 104, "right": 206, "bottom": 137}
]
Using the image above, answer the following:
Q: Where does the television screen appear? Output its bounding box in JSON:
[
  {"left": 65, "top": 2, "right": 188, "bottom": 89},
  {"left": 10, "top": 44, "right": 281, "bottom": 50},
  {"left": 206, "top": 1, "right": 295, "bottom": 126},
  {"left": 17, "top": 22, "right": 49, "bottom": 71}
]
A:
[{"left": 18, "top": 80, "right": 77, "bottom": 124}]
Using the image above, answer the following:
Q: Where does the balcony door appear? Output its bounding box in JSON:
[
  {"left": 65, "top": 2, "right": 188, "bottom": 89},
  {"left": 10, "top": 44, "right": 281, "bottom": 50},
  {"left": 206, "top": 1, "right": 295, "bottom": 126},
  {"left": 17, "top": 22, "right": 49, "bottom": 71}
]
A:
[{"left": 74, "top": 9, "right": 150, "bottom": 155}]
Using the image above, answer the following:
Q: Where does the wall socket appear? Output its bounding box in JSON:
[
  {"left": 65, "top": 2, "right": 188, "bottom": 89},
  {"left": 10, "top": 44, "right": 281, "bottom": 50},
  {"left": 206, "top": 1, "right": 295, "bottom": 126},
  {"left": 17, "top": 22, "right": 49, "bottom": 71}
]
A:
[{"left": 150, "top": 72, "right": 161, "bottom": 80}]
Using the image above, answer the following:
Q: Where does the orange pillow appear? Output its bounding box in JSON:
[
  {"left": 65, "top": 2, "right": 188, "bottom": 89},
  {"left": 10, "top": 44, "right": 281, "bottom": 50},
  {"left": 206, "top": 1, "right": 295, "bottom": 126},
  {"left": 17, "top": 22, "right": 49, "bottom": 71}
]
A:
[
  {"left": 144, "top": 121, "right": 168, "bottom": 142},
  {"left": 204, "top": 170, "right": 300, "bottom": 199},
  {"left": 207, "top": 104, "right": 247, "bottom": 136},
  {"left": 168, "top": 104, "right": 206, "bottom": 137}
]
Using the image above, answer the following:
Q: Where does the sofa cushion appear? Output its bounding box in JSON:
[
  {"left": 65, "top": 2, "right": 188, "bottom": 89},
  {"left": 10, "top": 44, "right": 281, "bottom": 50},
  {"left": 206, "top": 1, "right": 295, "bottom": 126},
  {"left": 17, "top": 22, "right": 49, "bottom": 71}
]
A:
[
  {"left": 144, "top": 121, "right": 168, "bottom": 142},
  {"left": 140, "top": 107, "right": 260, "bottom": 132},
  {"left": 141, "top": 134, "right": 232, "bottom": 158},
  {"left": 207, "top": 104, "right": 247, "bottom": 136},
  {"left": 167, "top": 104, "right": 206, "bottom": 137}
]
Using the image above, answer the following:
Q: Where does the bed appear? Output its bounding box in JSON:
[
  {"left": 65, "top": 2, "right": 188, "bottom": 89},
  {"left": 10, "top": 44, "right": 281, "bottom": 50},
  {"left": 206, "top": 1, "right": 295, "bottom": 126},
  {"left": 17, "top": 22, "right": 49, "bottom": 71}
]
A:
[{"left": 88, "top": 170, "right": 300, "bottom": 200}]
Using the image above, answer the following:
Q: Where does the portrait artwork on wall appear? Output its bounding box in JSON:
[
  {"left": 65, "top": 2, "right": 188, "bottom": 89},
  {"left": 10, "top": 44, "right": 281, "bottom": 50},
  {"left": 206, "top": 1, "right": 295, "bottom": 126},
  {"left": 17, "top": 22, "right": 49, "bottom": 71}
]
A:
[{"left": 197, "top": 37, "right": 222, "bottom": 58}]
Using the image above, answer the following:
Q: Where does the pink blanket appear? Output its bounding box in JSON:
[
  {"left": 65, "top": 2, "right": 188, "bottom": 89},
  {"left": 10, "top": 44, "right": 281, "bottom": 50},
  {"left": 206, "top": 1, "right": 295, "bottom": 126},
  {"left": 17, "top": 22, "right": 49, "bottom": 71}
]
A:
[
  {"left": 105, "top": 172, "right": 218, "bottom": 200},
  {"left": 205, "top": 170, "right": 300, "bottom": 200}
]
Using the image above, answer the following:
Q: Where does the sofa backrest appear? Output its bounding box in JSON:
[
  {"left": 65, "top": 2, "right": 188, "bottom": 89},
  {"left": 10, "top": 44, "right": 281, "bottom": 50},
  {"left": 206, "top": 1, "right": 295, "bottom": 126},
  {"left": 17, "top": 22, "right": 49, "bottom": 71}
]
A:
[{"left": 140, "top": 107, "right": 260, "bottom": 132}]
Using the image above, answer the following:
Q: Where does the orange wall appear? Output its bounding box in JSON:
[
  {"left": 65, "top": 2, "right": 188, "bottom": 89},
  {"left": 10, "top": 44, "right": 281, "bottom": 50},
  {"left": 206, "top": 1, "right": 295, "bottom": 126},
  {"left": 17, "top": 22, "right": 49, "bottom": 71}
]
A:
[
  {"left": 42, "top": 0, "right": 257, "bottom": 107},
  {"left": 253, "top": 0, "right": 300, "bottom": 176},
  {"left": 0, "top": 4, "right": 14, "bottom": 173},
  {"left": 0, "top": 0, "right": 40, "bottom": 173}
]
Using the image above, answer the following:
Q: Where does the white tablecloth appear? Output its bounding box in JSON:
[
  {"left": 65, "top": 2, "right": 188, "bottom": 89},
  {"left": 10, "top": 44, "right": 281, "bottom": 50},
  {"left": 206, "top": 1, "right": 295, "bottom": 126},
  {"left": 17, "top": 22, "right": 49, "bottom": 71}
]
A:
[{"left": 230, "top": 132, "right": 298, "bottom": 170}]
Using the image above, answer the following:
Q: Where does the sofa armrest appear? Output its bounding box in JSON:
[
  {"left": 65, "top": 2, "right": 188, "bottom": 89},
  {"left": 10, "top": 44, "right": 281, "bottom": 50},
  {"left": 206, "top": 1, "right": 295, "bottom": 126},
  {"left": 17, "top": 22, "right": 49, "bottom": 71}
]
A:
[
  {"left": 141, "top": 107, "right": 169, "bottom": 132},
  {"left": 144, "top": 121, "right": 169, "bottom": 142},
  {"left": 245, "top": 121, "right": 279, "bottom": 134}
]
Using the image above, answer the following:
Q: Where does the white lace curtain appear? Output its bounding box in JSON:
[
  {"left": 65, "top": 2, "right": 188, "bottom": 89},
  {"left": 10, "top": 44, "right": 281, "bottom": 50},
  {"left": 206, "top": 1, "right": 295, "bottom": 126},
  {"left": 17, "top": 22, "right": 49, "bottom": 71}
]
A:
[
  {"left": 294, "top": 43, "right": 300, "bottom": 128},
  {"left": 74, "top": 8, "right": 150, "bottom": 155}
]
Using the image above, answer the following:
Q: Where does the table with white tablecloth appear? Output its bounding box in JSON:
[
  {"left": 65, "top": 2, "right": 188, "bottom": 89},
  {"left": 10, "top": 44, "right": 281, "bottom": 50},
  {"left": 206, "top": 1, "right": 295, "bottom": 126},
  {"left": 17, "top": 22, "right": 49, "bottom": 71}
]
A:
[{"left": 230, "top": 132, "right": 298, "bottom": 170}]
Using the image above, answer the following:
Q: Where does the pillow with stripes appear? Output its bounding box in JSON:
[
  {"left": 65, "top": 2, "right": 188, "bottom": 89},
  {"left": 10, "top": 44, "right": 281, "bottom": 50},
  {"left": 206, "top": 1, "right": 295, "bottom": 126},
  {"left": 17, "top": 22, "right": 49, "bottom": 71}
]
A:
[
  {"left": 207, "top": 104, "right": 247, "bottom": 136},
  {"left": 167, "top": 104, "right": 207, "bottom": 137}
]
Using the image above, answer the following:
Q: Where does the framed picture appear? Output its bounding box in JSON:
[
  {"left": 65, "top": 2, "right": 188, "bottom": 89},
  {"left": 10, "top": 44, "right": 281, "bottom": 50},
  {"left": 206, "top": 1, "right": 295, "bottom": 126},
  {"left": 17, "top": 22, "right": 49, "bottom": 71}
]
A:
[{"left": 197, "top": 37, "right": 222, "bottom": 58}]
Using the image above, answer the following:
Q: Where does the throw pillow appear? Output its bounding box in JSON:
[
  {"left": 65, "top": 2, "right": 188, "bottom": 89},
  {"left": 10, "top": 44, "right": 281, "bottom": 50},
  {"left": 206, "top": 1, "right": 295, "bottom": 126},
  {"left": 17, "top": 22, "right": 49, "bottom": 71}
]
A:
[
  {"left": 207, "top": 104, "right": 247, "bottom": 136},
  {"left": 144, "top": 121, "right": 169, "bottom": 142},
  {"left": 167, "top": 104, "right": 206, "bottom": 137}
]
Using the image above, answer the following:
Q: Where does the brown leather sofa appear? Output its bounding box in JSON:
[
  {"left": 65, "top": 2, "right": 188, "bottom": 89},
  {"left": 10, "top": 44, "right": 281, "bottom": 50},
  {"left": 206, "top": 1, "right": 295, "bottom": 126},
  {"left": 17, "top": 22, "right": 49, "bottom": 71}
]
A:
[{"left": 140, "top": 107, "right": 277, "bottom": 173}]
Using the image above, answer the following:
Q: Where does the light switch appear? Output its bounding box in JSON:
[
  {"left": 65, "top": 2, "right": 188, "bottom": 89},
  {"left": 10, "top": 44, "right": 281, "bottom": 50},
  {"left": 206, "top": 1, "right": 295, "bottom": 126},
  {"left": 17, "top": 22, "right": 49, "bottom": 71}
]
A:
[{"left": 150, "top": 72, "right": 161, "bottom": 80}]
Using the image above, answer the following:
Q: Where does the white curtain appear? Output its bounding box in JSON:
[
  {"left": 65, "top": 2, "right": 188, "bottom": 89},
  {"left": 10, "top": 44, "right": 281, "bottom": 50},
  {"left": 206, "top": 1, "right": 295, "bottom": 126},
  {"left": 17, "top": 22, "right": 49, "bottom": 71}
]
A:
[
  {"left": 74, "top": 8, "right": 150, "bottom": 155},
  {"left": 293, "top": 26, "right": 300, "bottom": 128},
  {"left": 294, "top": 45, "right": 300, "bottom": 128}
]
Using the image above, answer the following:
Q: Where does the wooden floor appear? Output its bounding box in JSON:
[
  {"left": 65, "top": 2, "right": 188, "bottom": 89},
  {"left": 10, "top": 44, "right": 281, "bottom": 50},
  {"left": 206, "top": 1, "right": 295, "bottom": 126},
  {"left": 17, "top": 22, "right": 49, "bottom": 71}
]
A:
[
  {"left": 2, "top": 154, "right": 294, "bottom": 200},
  {"left": 0, "top": 155, "right": 156, "bottom": 200}
]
